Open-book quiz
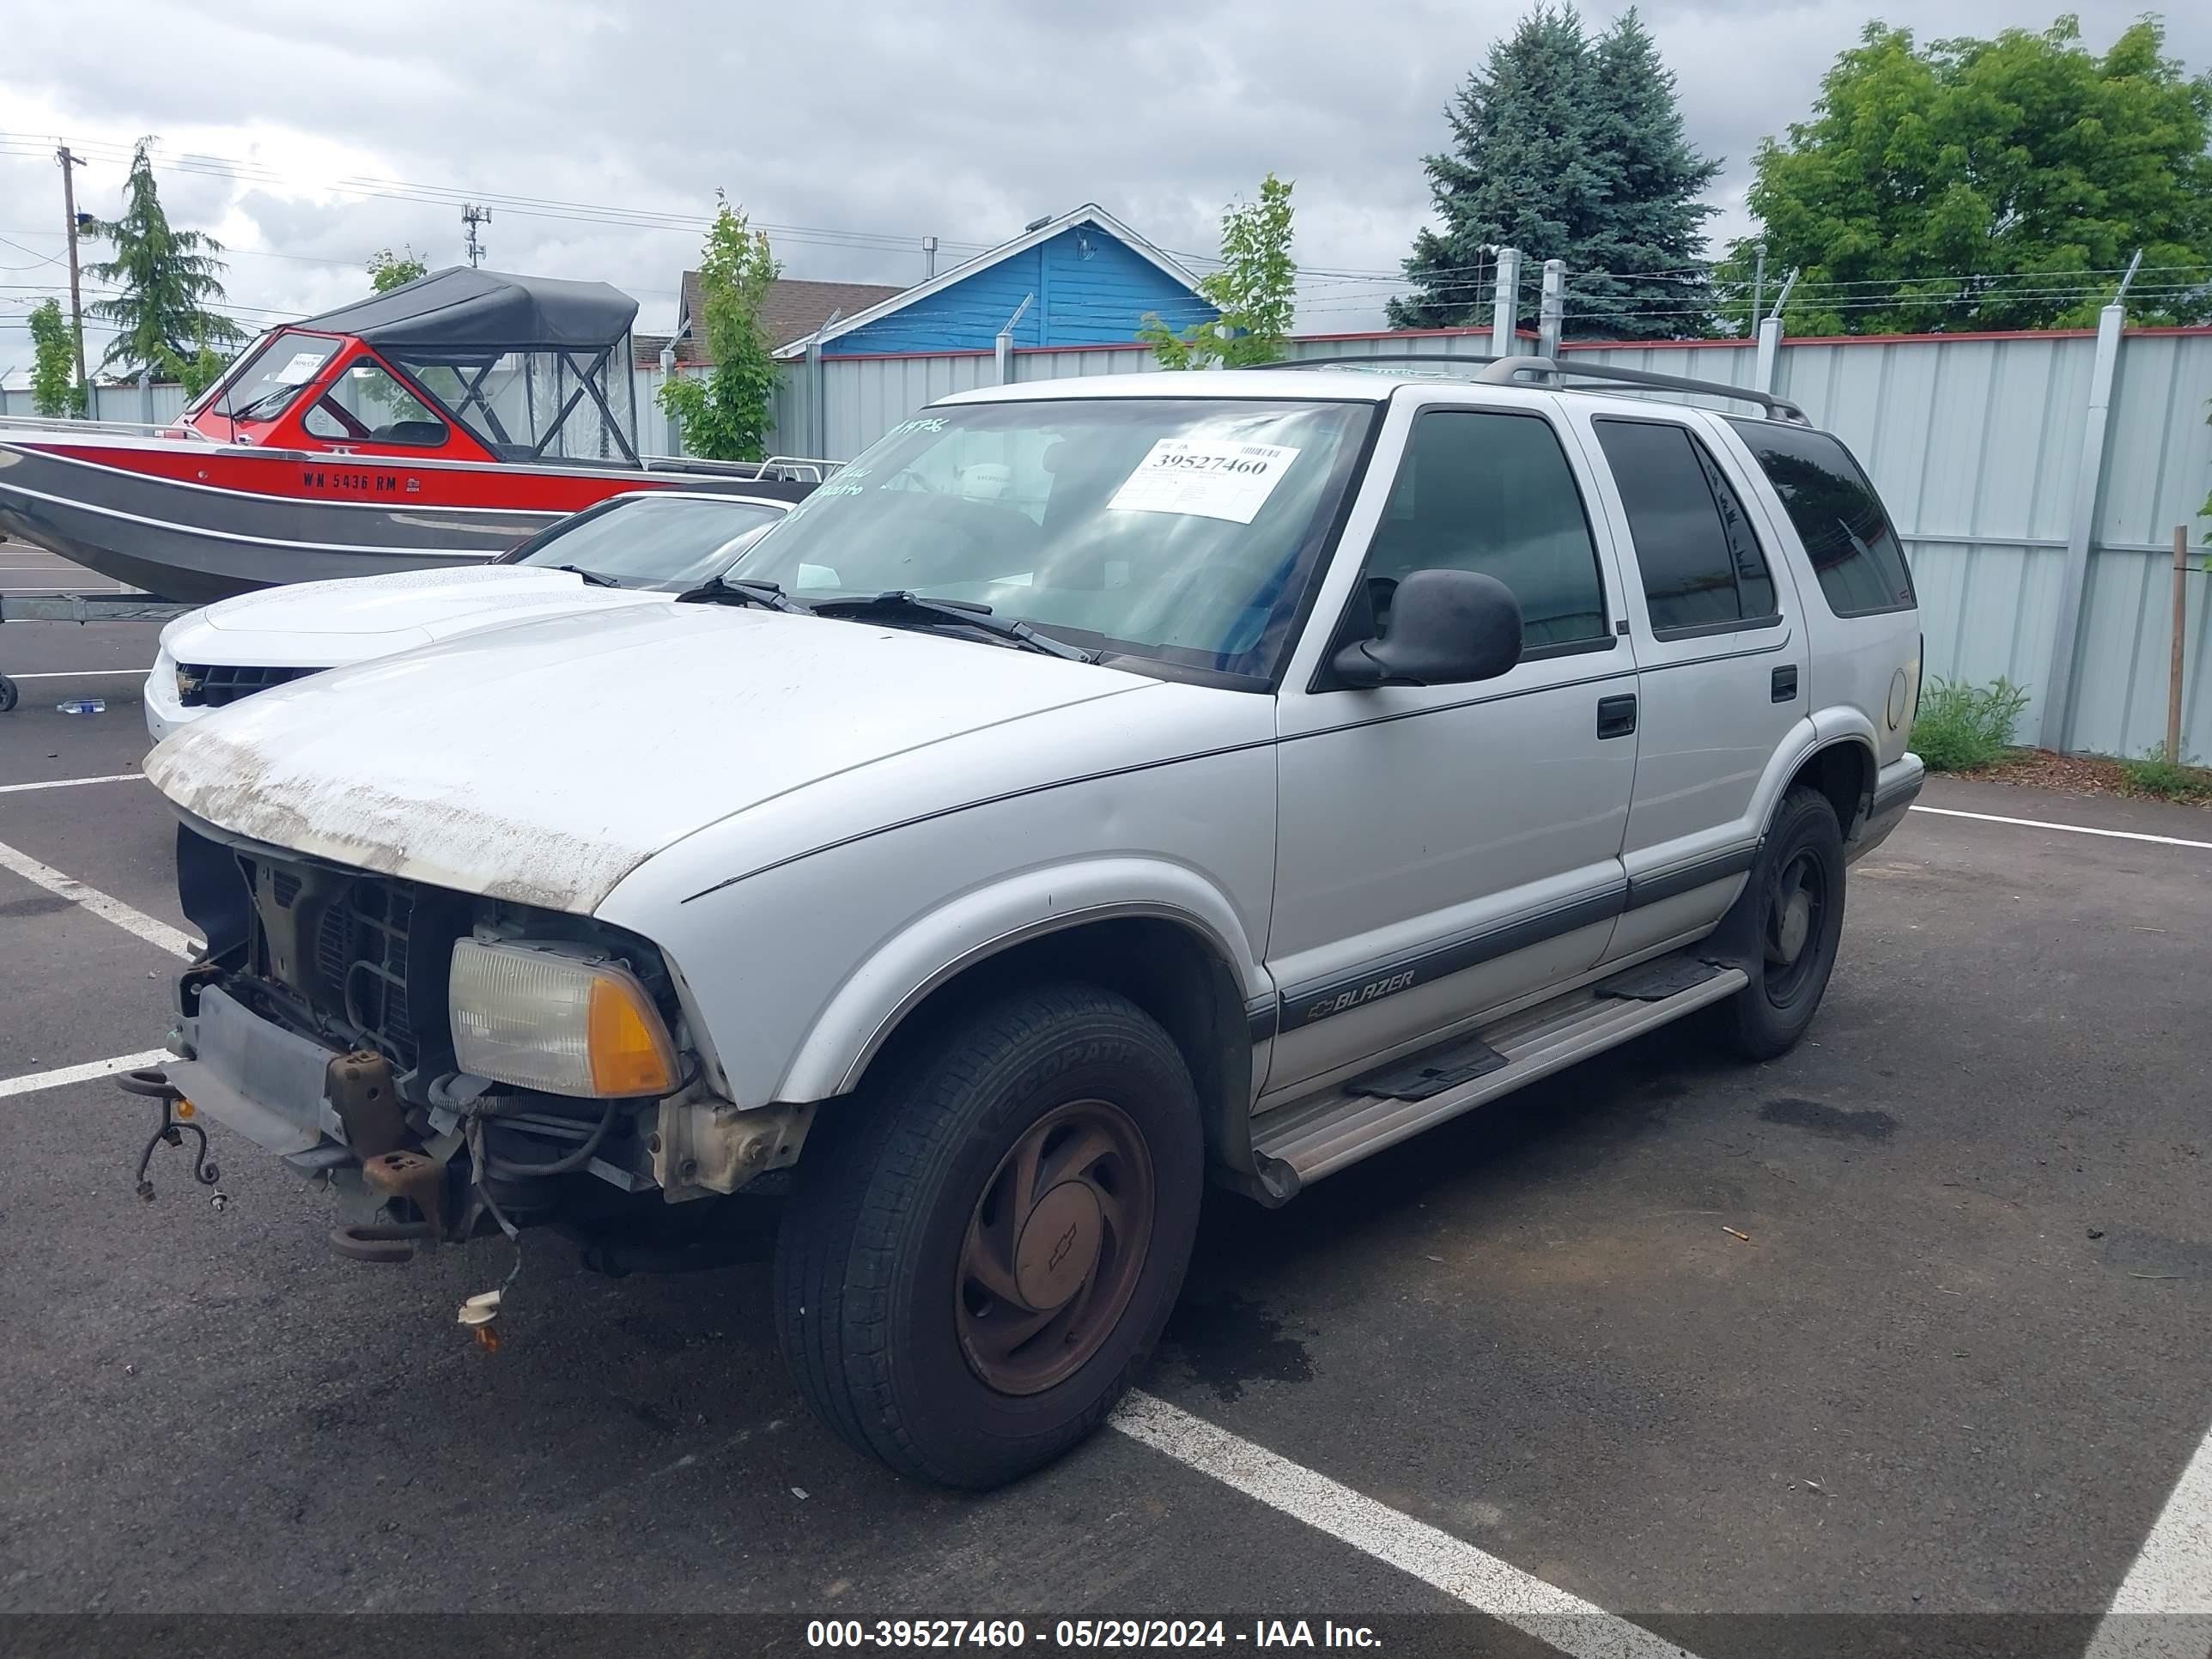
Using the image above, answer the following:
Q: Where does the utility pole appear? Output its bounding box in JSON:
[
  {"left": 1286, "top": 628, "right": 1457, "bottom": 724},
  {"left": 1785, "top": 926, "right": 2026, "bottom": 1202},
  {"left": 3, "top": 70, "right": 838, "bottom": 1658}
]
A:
[
  {"left": 461, "top": 204, "right": 491, "bottom": 269},
  {"left": 56, "top": 145, "right": 90, "bottom": 414}
]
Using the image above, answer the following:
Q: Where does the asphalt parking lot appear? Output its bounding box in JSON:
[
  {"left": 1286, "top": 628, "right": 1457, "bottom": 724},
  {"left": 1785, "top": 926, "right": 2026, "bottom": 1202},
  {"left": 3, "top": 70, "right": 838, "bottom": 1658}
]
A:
[{"left": 3, "top": 596, "right": 2209, "bottom": 1659}]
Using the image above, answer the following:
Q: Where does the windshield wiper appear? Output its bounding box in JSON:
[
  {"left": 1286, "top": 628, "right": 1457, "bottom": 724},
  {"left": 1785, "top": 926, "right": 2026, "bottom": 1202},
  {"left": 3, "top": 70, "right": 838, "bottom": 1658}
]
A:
[
  {"left": 675, "top": 574, "right": 810, "bottom": 612},
  {"left": 807, "top": 591, "right": 1097, "bottom": 663},
  {"left": 231, "top": 385, "right": 305, "bottom": 422},
  {"left": 550, "top": 563, "right": 621, "bottom": 587}
]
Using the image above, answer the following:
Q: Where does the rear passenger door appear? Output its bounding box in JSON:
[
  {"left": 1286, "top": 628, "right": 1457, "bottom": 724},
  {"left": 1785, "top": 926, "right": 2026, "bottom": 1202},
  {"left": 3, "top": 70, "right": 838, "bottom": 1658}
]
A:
[{"left": 1571, "top": 410, "right": 1809, "bottom": 957}]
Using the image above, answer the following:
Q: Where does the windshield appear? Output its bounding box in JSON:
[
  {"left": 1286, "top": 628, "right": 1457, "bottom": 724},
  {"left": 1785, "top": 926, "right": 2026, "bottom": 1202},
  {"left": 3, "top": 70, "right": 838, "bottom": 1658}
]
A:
[
  {"left": 726, "top": 397, "right": 1375, "bottom": 679},
  {"left": 205, "top": 331, "right": 345, "bottom": 424},
  {"left": 497, "top": 495, "right": 786, "bottom": 590}
]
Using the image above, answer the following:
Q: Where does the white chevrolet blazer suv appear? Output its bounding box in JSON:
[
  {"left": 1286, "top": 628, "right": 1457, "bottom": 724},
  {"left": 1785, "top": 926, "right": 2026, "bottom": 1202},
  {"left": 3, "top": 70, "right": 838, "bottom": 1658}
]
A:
[{"left": 140, "top": 359, "right": 1923, "bottom": 1488}]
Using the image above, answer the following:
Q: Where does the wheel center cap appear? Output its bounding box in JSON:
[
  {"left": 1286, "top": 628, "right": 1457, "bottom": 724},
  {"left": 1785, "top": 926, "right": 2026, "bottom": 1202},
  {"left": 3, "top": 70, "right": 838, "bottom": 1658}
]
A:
[
  {"left": 1014, "top": 1181, "right": 1103, "bottom": 1309},
  {"left": 1777, "top": 890, "right": 1812, "bottom": 963}
]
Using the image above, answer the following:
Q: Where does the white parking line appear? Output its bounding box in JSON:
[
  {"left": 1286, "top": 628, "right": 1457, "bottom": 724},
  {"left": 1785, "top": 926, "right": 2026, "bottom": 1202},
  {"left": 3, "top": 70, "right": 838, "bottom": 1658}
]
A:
[
  {"left": 0, "top": 837, "right": 197, "bottom": 959},
  {"left": 0, "top": 773, "right": 145, "bottom": 794},
  {"left": 1911, "top": 805, "right": 2212, "bottom": 852},
  {"left": 3, "top": 669, "right": 150, "bottom": 678},
  {"left": 0, "top": 1049, "right": 172, "bottom": 1101},
  {"left": 2084, "top": 1425, "right": 2212, "bottom": 1658},
  {"left": 1111, "top": 1391, "right": 1696, "bottom": 1659}
]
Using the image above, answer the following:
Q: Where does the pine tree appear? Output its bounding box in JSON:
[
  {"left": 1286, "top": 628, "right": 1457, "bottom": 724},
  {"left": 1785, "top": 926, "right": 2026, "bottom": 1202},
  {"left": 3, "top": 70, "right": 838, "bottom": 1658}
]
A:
[
  {"left": 1390, "top": 5, "right": 1603, "bottom": 331},
  {"left": 1577, "top": 10, "right": 1719, "bottom": 334},
  {"left": 1391, "top": 3, "right": 1719, "bottom": 338},
  {"left": 86, "top": 138, "right": 245, "bottom": 380}
]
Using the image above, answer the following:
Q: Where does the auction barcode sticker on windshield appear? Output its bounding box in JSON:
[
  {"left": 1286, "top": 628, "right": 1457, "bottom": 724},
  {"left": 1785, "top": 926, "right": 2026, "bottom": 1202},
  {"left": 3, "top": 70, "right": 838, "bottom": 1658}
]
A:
[{"left": 1107, "top": 439, "right": 1300, "bottom": 525}]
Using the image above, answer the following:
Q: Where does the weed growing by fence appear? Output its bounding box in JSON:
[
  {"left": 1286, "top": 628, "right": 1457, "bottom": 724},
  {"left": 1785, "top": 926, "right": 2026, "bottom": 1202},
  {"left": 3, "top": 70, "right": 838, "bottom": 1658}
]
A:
[
  {"left": 1911, "top": 677, "right": 2031, "bottom": 772},
  {"left": 2118, "top": 749, "right": 2212, "bottom": 803}
]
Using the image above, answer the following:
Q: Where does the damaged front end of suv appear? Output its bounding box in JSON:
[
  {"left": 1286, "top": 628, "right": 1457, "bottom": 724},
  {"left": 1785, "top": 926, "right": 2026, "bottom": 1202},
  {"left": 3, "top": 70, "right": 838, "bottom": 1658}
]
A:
[{"left": 149, "top": 816, "right": 811, "bottom": 1318}]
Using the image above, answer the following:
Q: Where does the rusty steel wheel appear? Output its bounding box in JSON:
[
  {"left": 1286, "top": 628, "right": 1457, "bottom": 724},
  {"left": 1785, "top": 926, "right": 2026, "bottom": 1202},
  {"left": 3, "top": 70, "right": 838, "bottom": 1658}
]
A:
[
  {"left": 775, "top": 981, "right": 1203, "bottom": 1487},
  {"left": 956, "top": 1097, "right": 1156, "bottom": 1395}
]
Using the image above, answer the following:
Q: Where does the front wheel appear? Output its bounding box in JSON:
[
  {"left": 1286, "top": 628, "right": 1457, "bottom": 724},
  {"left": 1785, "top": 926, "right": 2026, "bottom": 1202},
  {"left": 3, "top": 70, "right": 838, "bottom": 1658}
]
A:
[
  {"left": 1722, "top": 786, "right": 1846, "bottom": 1060},
  {"left": 774, "top": 982, "right": 1204, "bottom": 1488}
]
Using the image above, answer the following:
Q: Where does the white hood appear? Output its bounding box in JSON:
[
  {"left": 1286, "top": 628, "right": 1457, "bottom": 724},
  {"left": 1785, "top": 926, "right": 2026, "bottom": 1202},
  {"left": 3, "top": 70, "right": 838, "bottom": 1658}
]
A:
[
  {"left": 144, "top": 602, "right": 1152, "bottom": 913},
  {"left": 161, "top": 565, "right": 669, "bottom": 669}
]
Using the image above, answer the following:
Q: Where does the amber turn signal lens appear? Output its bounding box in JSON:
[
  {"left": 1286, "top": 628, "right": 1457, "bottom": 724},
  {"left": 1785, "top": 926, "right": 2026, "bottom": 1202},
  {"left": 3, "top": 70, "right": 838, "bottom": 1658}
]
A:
[{"left": 587, "top": 973, "right": 680, "bottom": 1097}]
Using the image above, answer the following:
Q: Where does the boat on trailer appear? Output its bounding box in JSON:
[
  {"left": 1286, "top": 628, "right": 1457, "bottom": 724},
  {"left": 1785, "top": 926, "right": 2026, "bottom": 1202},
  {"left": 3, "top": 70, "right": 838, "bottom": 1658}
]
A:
[{"left": 0, "top": 267, "right": 825, "bottom": 604}]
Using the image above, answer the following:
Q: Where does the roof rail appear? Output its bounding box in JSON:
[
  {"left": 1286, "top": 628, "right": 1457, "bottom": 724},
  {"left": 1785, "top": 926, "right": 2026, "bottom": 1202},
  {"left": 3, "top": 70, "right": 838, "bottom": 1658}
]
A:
[
  {"left": 1247, "top": 353, "right": 1505, "bottom": 374},
  {"left": 1477, "top": 356, "right": 1809, "bottom": 423}
]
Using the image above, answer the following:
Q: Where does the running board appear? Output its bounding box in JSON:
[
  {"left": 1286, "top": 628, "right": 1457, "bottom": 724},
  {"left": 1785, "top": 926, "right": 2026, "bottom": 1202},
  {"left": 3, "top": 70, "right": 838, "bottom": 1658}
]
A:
[{"left": 1251, "top": 956, "right": 1748, "bottom": 1188}]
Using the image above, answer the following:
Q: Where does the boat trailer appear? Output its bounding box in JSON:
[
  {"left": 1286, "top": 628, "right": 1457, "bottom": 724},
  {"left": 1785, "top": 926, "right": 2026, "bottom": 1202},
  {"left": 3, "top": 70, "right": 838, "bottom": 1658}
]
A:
[{"left": 0, "top": 591, "right": 191, "bottom": 713}]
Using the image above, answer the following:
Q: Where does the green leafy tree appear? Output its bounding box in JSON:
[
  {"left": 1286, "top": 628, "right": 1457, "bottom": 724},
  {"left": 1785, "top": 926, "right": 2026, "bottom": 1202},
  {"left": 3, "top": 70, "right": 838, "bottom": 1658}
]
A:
[
  {"left": 1390, "top": 4, "right": 1717, "bottom": 338},
  {"left": 27, "top": 298, "right": 86, "bottom": 416},
  {"left": 659, "top": 193, "right": 781, "bottom": 460},
  {"left": 1141, "top": 173, "right": 1297, "bottom": 368},
  {"left": 1725, "top": 16, "right": 2212, "bottom": 335},
  {"left": 173, "top": 319, "right": 231, "bottom": 398},
  {"left": 86, "top": 138, "right": 246, "bottom": 380},
  {"left": 368, "top": 246, "right": 428, "bottom": 294}
]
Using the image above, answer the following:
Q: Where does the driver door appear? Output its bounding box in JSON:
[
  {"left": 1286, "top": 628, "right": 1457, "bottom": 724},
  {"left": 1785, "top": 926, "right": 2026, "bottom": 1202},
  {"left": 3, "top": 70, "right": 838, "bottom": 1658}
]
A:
[{"left": 1262, "top": 395, "right": 1640, "bottom": 1101}]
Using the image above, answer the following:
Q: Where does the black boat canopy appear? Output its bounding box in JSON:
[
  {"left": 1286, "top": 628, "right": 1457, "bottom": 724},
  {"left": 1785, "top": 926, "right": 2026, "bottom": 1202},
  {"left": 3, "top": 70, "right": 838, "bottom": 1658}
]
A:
[{"left": 299, "top": 267, "right": 638, "bottom": 354}]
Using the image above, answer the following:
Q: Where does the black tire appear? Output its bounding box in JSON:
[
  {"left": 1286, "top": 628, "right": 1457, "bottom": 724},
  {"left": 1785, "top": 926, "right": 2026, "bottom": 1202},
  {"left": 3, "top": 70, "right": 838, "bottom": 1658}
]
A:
[
  {"left": 774, "top": 981, "right": 1204, "bottom": 1489},
  {"left": 0, "top": 675, "right": 17, "bottom": 714},
  {"left": 1723, "top": 786, "right": 1846, "bottom": 1060}
]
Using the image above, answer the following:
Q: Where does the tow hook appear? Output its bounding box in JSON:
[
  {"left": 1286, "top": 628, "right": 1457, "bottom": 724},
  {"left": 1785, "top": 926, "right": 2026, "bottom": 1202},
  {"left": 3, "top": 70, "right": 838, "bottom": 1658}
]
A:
[
  {"left": 328, "top": 1219, "right": 437, "bottom": 1263},
  {"left": 332, "top": 1146, "right": 452, "bottom": 1264},
  {"left": 117, "top": 1068, "right": 224, "bottom": 1206}
]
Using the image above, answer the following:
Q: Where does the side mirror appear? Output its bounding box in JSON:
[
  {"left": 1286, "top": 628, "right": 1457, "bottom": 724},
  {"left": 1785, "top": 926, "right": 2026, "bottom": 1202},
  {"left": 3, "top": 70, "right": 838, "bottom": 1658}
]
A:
[{"left": 1331, "top": 568, "right": 1523, "bottom": 688}]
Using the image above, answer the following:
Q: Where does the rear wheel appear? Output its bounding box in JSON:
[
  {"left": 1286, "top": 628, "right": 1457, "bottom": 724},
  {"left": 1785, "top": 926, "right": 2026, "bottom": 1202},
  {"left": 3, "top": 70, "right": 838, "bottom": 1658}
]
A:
[
  {"left": 1723, "top": 786, "right": 1846, "bottom": 1060},
  {"left": 774, "top": 981, "right": 1203, "bottom": 1488}
]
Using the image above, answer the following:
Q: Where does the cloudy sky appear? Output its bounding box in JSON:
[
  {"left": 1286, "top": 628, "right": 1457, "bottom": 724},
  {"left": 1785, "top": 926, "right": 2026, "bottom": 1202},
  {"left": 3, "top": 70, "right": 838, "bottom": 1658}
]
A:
[{"left": 3, "top": 0, "right": 2205, "bottom": 380}]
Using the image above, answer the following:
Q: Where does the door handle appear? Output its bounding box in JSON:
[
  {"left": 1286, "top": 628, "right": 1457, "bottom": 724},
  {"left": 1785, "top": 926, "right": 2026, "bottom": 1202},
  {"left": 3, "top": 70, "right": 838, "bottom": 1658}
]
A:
[
  {"left": 1596, "top": 694, "right": 1638, "bottom": 739},
  {"left": 1771, "top": 665, "right": 1799, "bottom": 702}
]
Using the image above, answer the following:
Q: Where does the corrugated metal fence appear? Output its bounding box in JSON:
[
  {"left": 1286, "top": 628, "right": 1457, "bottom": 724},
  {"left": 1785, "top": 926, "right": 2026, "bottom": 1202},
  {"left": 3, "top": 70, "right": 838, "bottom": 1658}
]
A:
[
  {"left": 16, "top": 327, "right": 2204, "bottom": 757},
  {"left": 1566, "top": 331, "right": 2212, "bottom": 761},
  {"left": 744, "top": 325, "right": 2212, "bottom": 760},
  {"left": 0, "top": 382, "right": 190, "bottom": 426}
]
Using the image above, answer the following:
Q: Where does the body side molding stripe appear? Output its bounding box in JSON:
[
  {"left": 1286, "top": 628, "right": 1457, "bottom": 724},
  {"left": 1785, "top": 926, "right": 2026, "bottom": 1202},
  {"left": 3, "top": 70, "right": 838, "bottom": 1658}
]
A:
[
  {"left": 1267, "top": 842, "right": 1762, "bottom": 1034},
  {"left": 1623, "top": 844, "right": 1759, "bottom": 910},
  {"left": 1276, "top": 887, "right": 1627, "bottom": 1032}
]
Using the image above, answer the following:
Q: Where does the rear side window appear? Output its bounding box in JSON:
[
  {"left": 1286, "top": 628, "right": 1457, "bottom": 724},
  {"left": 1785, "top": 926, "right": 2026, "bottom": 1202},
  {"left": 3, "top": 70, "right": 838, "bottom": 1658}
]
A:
[
  {"left": 1727, "top": 419, "right": 1915, "bottom": 617},
  {"left": 1365, "top": 409, "right": 1608, "bottom": 650},
  {"left": 1594, "top": 418, "right": 1779, "bottom": 636}
]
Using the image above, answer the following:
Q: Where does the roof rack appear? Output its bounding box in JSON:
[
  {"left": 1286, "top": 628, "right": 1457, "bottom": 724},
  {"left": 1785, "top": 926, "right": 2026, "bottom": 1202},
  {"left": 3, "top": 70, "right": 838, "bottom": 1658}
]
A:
[
  {"left": 1477, "top": 356, "right": 1809, "bottom": 423},
  {"left": 1245, "top": 351, "right": 1808, "bottom": 423},
  {"left": 1249, "top": 353, "right": 1505, "bottom": 374}
]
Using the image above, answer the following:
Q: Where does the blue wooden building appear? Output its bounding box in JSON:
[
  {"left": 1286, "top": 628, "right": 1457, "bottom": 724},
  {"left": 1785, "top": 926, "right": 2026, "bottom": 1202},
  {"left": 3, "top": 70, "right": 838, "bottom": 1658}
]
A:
[{"left": 769, "top": 204, "right": 1216, "bottom": 361}]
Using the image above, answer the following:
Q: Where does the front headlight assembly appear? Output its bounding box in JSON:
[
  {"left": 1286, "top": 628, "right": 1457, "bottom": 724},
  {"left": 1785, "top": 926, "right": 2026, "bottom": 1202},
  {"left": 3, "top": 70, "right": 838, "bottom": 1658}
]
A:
[{"left": 448, "top": 938, "right": 680, "bottom": 1098}]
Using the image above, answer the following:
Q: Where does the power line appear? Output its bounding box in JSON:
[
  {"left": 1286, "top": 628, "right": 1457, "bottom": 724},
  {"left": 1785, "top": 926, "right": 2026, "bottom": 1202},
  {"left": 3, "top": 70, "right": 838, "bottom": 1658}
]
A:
[{"left": 0, "top": 132, "right": 992, "bottom": 259}]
